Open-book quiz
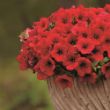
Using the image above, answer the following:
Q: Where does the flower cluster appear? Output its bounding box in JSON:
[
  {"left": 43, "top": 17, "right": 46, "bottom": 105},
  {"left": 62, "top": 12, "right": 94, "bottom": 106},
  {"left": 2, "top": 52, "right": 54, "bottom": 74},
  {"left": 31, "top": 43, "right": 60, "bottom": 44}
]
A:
[{"left": 17, "top": 5, "right": 110, "bottom": 89}]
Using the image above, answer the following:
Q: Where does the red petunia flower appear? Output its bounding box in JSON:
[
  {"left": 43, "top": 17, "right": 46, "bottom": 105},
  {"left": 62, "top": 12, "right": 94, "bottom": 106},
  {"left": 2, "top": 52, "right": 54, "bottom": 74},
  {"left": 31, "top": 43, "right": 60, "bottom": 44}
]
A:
[
  {"left": 37, "top": 73, "right": 48, "bottom": 80},
  {"left": 101, "top": 62, "right": 110, "bottom": 78},
  {"left": 56, "top": 9, "right": 72, "bottom": 24},
  {"left": 74, "top": 5, "right": 88, "bottom": 21},
  {"left": 104, "top": 4, "right": 110, "bottom": 13},
  {"left": 91, "top": 18, "right": 107, "bottom": 32},
  {"left": 102, "top": 44, "right": 110, "bottom": 58},
  {"left": 37, "top": 30, "right": 49, "bottom": 38},
  {"left": 76, "top": 57, "right": 92, "bottom": 77},
  {"left": 71, "top": 21, "right": 87, "bottom": 36},
  {"left": 34, "top": 66, "right": 49, "bottom": 80},
  {"left": 90, "top": 29, "right": 104, "bottom": 45},
  {"left": 37, "top": 70, "right": 49, "bottom": 80},
  {"left": 47, "top": 32, "right": 62, "bottom": 45},
  {"left": 91, "top": 45, "right": 103, "bottom": 61},
  {"left": 51, "top": 42, "right": 68, "bottom": 62},
  {"left": 66, "top": 33, "right": 78, "bottom": 46},
  {"left": 34, "top": 17, "right": 49, "bottom": 30},
  {"left": 102, "top": 31, "right": 110, "bottom": 46},
  {"left": 19, "top": 28, "right": 35, "bottom": 42},
  {"left": 63, "top": 47, "right": 79, "bottom": 71},
  {"left": 17, "top": 4, "right": 110, "bottom": 85},
  {"left": 33, "top": 38, "right": 52, "bottom": 57},
  {"left": 76, "top": 38, "right": 95, "bottom": 54},
  {"left": 17, "top": 54, "right": 28, "bottom": 70},
  {"left": 79, "top": 26, "right": 90, "bottom": 38},
  {"left": 55, "top": 74, "right": 73, "bottom": 89},
  {"left": 17, "top": 47, "right": 39, "bottom": 70},
  {"left": 34, "top": 56, "right": 55, "bottom": 77},
  {"left": 80, "top": 72, "right": 97, "bottom": 84},
  {"left": 52, "top": 23, "right": 72, "bottom": 37},
  {"left": 51, "top": 7, "right": 74, "bottom": 25}
]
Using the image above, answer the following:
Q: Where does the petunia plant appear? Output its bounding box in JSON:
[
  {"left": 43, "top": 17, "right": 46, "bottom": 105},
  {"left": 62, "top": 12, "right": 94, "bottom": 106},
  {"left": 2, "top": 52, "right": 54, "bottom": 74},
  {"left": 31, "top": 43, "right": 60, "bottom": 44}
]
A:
[{"left": 17, "top": 4, "right": 110, "bottom": 89}]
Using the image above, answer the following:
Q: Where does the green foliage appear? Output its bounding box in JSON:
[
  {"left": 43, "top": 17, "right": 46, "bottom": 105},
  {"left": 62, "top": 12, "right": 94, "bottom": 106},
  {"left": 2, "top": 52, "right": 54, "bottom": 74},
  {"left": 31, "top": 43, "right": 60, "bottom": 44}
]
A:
[
  {"left": 0, "top": 1, "right": 60, "bottom": 109},
  {"left": 0, "top": 0, "right": 59, "bottom": 59},
  {"left": 0, "top": 60, "right": 53, "bottom": 110}
]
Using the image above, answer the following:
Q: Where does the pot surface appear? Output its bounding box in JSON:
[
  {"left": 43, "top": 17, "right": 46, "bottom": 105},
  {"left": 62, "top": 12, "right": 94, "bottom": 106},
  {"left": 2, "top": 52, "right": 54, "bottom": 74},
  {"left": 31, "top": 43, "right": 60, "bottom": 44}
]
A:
[{"left": 47, "top": 77, "right": 110, "bottom": 110}]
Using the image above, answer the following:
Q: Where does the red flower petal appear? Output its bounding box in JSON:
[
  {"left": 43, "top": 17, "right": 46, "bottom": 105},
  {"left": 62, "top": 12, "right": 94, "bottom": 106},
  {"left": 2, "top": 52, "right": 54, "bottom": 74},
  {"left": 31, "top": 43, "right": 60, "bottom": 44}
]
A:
[
  {"left": 55, "top": 74, "right": 73, "bottom": 89},
  {"left": 51, "top": 42, "right": 68, "bottom": 62},
  {"left": 76, "top": 57, "right": 92, "bottom": 77},
  {"left": 76, "top": 38, "right": 95, "bottom": 54},
  {"left": 102, "top": 62, "right": 110, "bottom": 78}
]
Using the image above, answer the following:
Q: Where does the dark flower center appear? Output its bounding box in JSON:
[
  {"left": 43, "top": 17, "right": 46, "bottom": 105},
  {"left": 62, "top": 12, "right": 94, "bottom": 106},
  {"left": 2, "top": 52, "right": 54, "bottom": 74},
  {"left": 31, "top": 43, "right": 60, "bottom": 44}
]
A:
[
  {"left": 92, "top": 48, "right": 99, "bottom": 54},
  {"left": 87, "top": 18, "right": 91, "bottom": 25},
  {"left": 69, "top": 57, "right": 75, "bottom": 62},
  {"left": 53, "top": 39, "right": 59, "bottom": 43},
  {"left": 57, "top": 49, "right": 63, "bottom": 55},
  {"left": 105, "top": 38, "right": 110, "bottom": 43},
  {"left": 41, "top": 23, "right": 46, "bottom": 28},
  {"left": 99, "top": 26, "right": 104, "bottom": 31},
  {"left": 93, "top": 34, "right": 99, "bottom": 39},
  {"left": 82, "top": 33, "right": 88, "bottom": 38},
  {"left": 72, "top": 17, "right": 77, "bottom": 25},
  {"left": 85, "top": 74, "right": 91, "bottom": 78},
  {"left": 79, "top": 62, "right": 87, "bottom": 67},
  {"left": 61, "top": 79, "right": 68, "bottom": 84},
  {"left": 46, "top": 60, "right": 52, "bottom": 66},
  {"left": 82, "top": 44, "right": 88, "bottom": 49},
  {"left": 66, "top": 30, "right": 71, "bottom": 34},
  {"left": 105, "top": 65, "right": 110, "bottom": 72},
  {"left": 103, "top": 51, "right": 108, "bottom": 57},
  {"left": 78, "top": 15, "right": 83, "bottom": 20},
  {"left": 62, "top": 18, "right": 68, "bottom": 24},
  {"left": 70, "top": 39, "right": 76, "bottom": 45}
]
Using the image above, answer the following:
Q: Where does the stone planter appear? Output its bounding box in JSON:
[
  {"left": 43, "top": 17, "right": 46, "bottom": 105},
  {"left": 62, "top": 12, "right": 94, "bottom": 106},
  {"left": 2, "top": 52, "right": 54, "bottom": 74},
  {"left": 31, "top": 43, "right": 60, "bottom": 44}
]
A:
[{"left": 47, "top": 77, "right": 110, "bottom": 110}]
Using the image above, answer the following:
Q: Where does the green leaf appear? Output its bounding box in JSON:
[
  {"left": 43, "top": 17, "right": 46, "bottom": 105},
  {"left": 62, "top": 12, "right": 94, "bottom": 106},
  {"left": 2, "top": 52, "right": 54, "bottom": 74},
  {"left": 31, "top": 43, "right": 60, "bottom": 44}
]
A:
[
  {"left": 71, "top": 70, "right": 78, "bottom": 77},
  {"left": 97, "top": 66, "right": 101, "bottom": 69},
  {"left": 47, "top": 22, "right": 55, "bottom": 31},
  {"left": 103, "top": 57, "right": 110, "bottom": 63},
  {"left": 92, "top": 61, "right": 99, "bottom": 66},
  {"left": 98, "top": 61, "right": 104, "bottom": 66},
  {"left": 92, "top": 61, "right": 99, "bottom": 72}
]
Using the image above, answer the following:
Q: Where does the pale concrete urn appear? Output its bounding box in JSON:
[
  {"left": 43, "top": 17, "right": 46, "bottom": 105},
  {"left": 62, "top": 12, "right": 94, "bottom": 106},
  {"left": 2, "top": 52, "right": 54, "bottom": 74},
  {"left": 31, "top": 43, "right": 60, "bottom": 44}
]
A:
[{"left": 47, "top": 77, "right": 110, "bottom": 110}]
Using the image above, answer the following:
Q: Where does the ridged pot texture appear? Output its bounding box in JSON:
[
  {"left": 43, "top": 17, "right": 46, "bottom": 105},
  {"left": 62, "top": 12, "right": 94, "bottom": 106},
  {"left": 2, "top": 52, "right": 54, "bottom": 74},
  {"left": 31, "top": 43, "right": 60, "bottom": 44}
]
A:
[{"left": 47, "top": 77, "right": 110, "bottom": 110}]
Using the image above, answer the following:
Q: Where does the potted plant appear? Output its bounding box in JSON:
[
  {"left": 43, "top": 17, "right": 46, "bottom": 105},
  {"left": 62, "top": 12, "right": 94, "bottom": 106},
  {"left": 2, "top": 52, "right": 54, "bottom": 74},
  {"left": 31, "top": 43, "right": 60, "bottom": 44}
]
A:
[{"left": 17, "top": 1, "right": 110, "bottom": 110}]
